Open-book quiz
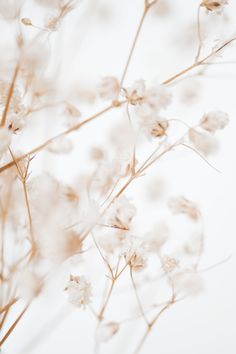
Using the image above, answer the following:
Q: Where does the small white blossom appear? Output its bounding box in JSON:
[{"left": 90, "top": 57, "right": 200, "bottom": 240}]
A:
[
  {"left": 107, "top": 196, "right": 136, "bottom": 230},
  {"left": 138, "top": 115, "right": 169, "bottom": 139},
  {"left": 65, "top": 275, "right": 92, "bottom": 308},
  {"left": 95, "top": 322, "right": 119, "bottom": 342},
  {"left": 123, "top": 236, "right": 147, "bottom": 271},
  {"left": 123, "top": 80, "right": 171, "bottom": 116},
  {"left": 200, "top": 111, "right": 229, "bottom": 133},
  {"left": 161, "top": 255, "right": 179, "bottom": 273},
  {"left": 168, "top": 196, "right": 200, "bottom": 220}
]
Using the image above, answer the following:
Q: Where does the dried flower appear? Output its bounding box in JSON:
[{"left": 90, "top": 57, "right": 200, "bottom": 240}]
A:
[
  {"left": 21, "top": 18, "right": 32, "bottom": 26},
  {"left": 168, "top": 196, "right": 200, "bottom": 220},
  {"left": 200, "top": 111, "right": 229, "bottom": 133},
  {"left": 124, "top": 80, "right": 171, "bottom": 116},
  {"left": 95, "top": 322, "right": 119, "bottom": 342},
  {"left": 107, "top": 196, "right": 136, "bottom": 230},
  {"left": 123, "top": 237, "right": 147, "bottom": 271},
  {"left": 161, "top": 255, "right": 179, "bottom": 273},
  {"left": 65, "top": 275, "right": 92, "bottom": 308},
  {"left": 200, "top": 0, "right": 228, "bottom": 12}
]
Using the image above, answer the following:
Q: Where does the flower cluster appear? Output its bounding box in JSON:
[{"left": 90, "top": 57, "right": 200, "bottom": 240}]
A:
[{"left": 65, "top": 275, "right": 92, "bottom": 308}]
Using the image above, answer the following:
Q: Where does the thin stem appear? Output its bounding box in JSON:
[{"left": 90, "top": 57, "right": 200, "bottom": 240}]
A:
[
  {"left": 130, "top": 267, "right": 149, "bottom": 326},
  {"left": 0, "top": 304, "right": 30, "bottom": 347},
  {"left": 133, "top": 301, "right": 173, "bottom": 354},
  {"left": 162, "top": 36, "right": 236, "bottom": 85},
  {"left": 120, "top": 5, "right": 148, "bottom": 87},
  {"left": 1, "top": 64, "right": 20, "bottom": 127},
  {"left": 195, "top": 5, "right": 202, "bottom": 62},
  {"left": 0, "top": 102, "right": 124, "bottom": 175},
  {"left": 98, "top": 279, "right": 115, "bottom": 321}
]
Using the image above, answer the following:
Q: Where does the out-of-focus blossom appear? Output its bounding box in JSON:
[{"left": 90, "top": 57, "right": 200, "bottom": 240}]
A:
[
  {"left": 161, "top": 255, "right": 179, "bottom": 273},
  {"left": 200, "top": 111, "right": 229, "bottom": 133},
  {"left": 106, "top": 196, "right": 136, "bottom": 230},
  {"left": 65, "top": 275, "right": 92, "bottom": 308},
  {"left": 168, "top": 196, "right": 200, "bottom": 220},
  {"left": 200, "top": 0, "right": 228, "bottom": 12},
  {"left": 95, "top": 322, "right": 119, "bottom": 342}
]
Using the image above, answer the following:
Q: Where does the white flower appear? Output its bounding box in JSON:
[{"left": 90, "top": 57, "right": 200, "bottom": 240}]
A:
[
  {"left": 124, "top": 80, "right": 171, "bottom": 117},
  {"left": 107, "top": 196, "right": 136, "bottom": 230},
  {"left": 138, "top": 115, "right": 169, "bottom": 138},
  {"left": 161, "top": 255, "right": 179, "bottom": 273},
  {"left": 168, "top": 196, "right": 200, "bottom": 220},
  {"left": 65, "top": 275, "right": 92, "bottom": 308},
  {"left": 95, "top": 322, "right": 119, "bottom": 342},
  {"left": 123, "top": 236, "right": 146, "bottom": 271},
  {"left": 98, "top": 76, "right": 120, "bottom": 101},
  {"left": 200, "top": 0, "right": 228, "bottom": 12},
  {"left": 200, "top": 111, "right": 229, "bottom": 133},
  {"left": 0, "top": 127, "right": 11, "bottom": 154}
]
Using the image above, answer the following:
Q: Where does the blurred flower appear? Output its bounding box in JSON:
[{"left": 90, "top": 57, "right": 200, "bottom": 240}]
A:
[
  {"left": 65, "top": 275, "right": 92, "bottom": 308},
  {"left": 107, "top": 196, "right": 136, "bottom": 230},
  {"left": 168, "top": 196, "right": 200, "bottom": 220},
  {"left": 200, "top": 0, "right": 228, "bottom": 12},
  {"left": 161, "top": 255, "right": 179, "bottom": 273},
  {"left": 95, "top": 322, "right": 119, "bottom": 342},
  {"left": 123, "top": 80, "right": 171, "bottom": 116},
  {"left": 200, "top": 111, "right": 229, "bottom": 133},
  {"left": 123, "top": 236, "right": 147, "bottom": 271}
]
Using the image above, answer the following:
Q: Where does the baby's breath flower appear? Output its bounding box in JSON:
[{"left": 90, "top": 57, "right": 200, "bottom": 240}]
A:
[
  {"left": 200, "top": 0, "right": 228, "bottom": 12},
  {"left": 124, "top": 80, "right": 171, "bottom": 116},
  {"left": 95, "top": 322, "right": 119, "bottom": 342},
  {"left": 123, "top": 236, "right": 147, "bottom": 271},
  {"left": 107, "top": 196, "right": 136, "bottom": 230},
  {"left": 200, "top": 111, "right": 229, "bottom": 133},
  {"left": 98, "top": 76, "right": 120, "bottom": 101},
  {"left": 65, "top": 275, "right": 92, "bottom": 308},
  {"left": 138, "top": 115, "right": 169, "bottom": 138},
  {"left": 168, "top": 196, "right": 200, "bottom": 220},
  {"left": 161, "top": 255, "right": 179, "bottom": 273}
]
